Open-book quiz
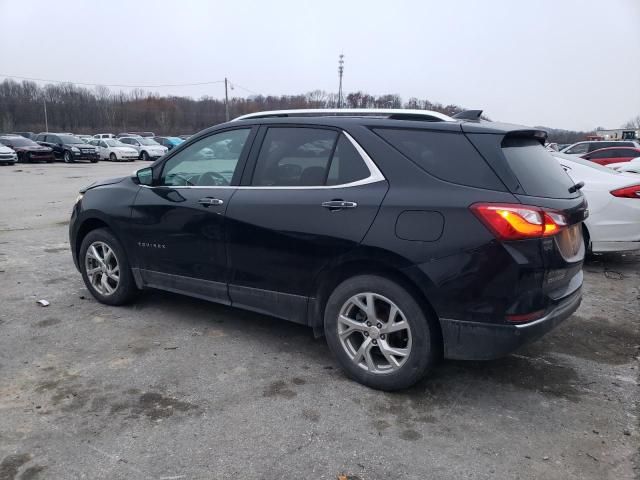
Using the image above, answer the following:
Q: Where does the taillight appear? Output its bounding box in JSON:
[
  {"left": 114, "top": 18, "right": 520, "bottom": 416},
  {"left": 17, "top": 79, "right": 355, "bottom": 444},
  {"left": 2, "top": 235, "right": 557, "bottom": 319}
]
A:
[
  {"left": 610, "top": 185, "right": 640, "bottom": 198},
  {"left": 470, "top": 203, "right": 568, "bottom": 241}
]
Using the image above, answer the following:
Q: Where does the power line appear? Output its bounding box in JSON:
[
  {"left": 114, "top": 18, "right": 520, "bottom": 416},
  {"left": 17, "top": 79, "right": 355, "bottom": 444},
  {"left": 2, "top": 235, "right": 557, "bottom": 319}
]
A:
[{"left": 0, "top": 73, "right": 228, "bottom": 89}]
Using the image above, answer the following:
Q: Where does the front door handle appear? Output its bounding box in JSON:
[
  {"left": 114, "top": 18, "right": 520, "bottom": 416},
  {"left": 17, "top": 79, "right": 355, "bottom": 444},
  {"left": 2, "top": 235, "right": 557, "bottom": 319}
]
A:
[
  {"left": 198, "top": 197, "right": 224, "bottom": 207},
  {"left": 321, "top": 200, "right": 358, "bottom": 210}
]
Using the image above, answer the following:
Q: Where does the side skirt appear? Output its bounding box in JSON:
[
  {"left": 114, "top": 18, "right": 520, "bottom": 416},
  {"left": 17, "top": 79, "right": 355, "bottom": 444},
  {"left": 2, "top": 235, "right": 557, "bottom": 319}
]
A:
[{"left": 132, "top": 268, "right": 310, "bottom": 325}]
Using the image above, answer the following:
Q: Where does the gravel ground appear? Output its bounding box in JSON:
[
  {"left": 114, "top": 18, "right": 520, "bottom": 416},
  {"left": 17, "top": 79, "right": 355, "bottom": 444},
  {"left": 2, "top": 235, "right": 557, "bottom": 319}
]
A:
[{"left": 0, "top": 162, "right": 638, "bottom": 480}]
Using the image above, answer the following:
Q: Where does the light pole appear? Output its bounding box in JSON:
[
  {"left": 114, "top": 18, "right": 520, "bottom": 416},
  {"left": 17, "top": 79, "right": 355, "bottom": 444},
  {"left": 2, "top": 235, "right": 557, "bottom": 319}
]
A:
[
  {"left": 224, "top": 77, "right": 230, "bottom": 121},
  {"left": 43, "top": 97, "right": 48, "bottom": 132},
  {"left": 337, "top": 54, "right": 344, "bottom": 109}
]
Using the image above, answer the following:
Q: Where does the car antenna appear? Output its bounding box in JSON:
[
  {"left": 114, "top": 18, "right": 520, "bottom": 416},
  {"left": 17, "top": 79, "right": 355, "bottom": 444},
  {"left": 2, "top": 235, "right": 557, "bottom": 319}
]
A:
[{"left": 568, "top": 181, "right": 585, "bottom": 193}]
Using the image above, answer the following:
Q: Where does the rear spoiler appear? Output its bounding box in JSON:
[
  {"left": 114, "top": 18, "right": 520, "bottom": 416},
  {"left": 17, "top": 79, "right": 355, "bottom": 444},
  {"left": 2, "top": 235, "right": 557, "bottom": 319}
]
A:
[
  {"left": 502, "top": 129, "right": 548, "bottom": 145},
  {"left": 453, "top": 109, "right": 483, "bottom": 120}
]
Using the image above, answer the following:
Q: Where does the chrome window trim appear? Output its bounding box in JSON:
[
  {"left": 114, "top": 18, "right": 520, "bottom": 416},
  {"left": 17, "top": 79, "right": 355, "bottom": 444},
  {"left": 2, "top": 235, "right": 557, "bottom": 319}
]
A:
[{"left": 142, "top": 131, "right": 386, "bottom": 190}]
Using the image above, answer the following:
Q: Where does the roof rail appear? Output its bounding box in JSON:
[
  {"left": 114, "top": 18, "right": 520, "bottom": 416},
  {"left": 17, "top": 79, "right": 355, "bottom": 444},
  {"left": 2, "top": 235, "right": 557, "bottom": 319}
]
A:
[
  {"left": 452, "top": 109, "right": 483, "bottom": 120},
  {"left": 232, "top": 108, "right": 454, "bottom": 122}
]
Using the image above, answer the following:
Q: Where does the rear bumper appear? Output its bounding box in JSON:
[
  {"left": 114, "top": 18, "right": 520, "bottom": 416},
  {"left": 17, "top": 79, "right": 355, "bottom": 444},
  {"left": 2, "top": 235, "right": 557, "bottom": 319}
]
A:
[
  {"left": 591, "top": 240, "right": 640, "bottom": 253},
  {"left": 440, "top": 288, "right": 582, "bottom": 360}
]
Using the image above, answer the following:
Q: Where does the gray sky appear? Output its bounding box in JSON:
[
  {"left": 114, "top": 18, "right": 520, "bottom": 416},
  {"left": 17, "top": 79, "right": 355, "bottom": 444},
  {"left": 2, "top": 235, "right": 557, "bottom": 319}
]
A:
[{"left": 1, "top": 0, "right": 638, "bottom": 130}]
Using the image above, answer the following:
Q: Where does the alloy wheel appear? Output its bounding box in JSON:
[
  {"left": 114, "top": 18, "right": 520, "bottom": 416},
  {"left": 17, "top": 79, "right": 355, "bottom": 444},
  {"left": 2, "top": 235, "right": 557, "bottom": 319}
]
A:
[
  {"left": 337, "top": 292, "right": 412, "bottom": 374},
  {"left": 84, "top": 241, "right": 120, "bottom": 296}
]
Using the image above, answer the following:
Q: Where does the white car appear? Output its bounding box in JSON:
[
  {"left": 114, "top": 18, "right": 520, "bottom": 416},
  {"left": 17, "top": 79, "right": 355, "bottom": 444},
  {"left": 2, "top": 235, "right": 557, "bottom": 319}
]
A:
[
  {"left": 93, "top": 133, "right": 116, "bottom": 140},
  {"left": 560, "top": 140, "right": 640, "bottom": 156},
  {"left": 605, "top": 159, "right": 640, "bottom": 175},
  {"left": 0, "top": 143, "right": 18, "bottom": 165},
  {"left": 90, "top": 139, "right": 139, "bottom": 162},
  {"left": 118, "top": 136, "right": 168, "bottom": 161},
  {"left": 554, "top": 153, "right": 640, "bottom": 253}
]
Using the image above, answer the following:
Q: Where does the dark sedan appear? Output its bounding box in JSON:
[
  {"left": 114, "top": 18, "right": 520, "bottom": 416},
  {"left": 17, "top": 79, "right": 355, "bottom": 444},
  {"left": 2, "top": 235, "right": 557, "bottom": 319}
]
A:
[{"left": 0, "top": 135, "right": 54, "bottom": 163}]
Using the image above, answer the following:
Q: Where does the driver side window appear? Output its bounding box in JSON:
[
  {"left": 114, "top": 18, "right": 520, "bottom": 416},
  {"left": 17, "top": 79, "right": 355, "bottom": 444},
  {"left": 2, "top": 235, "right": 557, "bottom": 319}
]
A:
[{"left": 160, "top": 129, "right": 250, "bottom": 187}]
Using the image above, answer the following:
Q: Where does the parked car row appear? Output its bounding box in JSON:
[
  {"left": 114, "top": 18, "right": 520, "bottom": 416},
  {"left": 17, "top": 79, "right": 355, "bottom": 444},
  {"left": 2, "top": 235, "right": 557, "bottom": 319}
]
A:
[{"left": 0, "top": 130, "right": 179, "bottom": 164}]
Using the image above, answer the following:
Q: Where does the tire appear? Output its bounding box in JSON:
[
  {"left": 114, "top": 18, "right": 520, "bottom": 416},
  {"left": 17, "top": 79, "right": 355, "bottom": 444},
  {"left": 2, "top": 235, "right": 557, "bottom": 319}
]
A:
[
  {"left": 140, "top": 151, "right": 149, "bottom": 161},
  {"left": 63, "top": 151, "right": 74, "bottom": 163},
  {"left": 109, "top": 153, "right": 117, "bottom": 162},
  {"left": 324, "top": 274, "right": 437, "bottom": 391},
  {"left": 79, "top": 228, "right": 138, "bottom": 306}
]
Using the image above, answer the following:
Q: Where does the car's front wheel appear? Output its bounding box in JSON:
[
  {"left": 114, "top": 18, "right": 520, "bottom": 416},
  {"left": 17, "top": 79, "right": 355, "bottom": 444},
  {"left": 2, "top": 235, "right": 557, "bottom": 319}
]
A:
[
  {"left": 79, "top": 228, "right": 138, "bottom": 306},
  {"left": 324, "top": 275, "right": 437, "bottom": 391},
  {"left": 140, "top": 151, "right": 149, "bottom": 161},
  {"left": 109, "top": 153, "right": 117, "bottom": 162},
  {"left": 63, "top": 151, "right": 74, "bottom": 163}
]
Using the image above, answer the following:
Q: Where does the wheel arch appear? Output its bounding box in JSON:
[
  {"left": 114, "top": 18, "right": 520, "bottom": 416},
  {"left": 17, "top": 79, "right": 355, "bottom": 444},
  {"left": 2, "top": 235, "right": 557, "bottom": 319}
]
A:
[
  {"left": 74, "top": 217, "right": 113, "bottom": 265},
  {"left": 309, "top": 257, "right": 443, "bottom": 357}
]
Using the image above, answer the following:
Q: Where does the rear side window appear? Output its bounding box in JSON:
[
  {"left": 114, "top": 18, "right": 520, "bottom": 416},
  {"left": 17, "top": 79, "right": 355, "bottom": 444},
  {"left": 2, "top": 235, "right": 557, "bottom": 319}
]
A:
[
  {"left": 327, "top": 135, "right": 370, "bottom": 185},
  {"left": 502, "top": 138, "right": 578, "bottom": 198},
  {"left": 373, "top": 128, "right": 504, "bottom": 190},
  {"left": 251, "top": 128, "right": 371, "bottom": 187}
]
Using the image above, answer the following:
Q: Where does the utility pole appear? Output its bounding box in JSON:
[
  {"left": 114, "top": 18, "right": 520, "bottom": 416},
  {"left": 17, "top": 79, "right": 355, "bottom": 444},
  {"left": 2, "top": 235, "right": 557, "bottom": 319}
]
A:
[
  {"left": 337, "top": 54, "right": 344, "bottom": 109},
  {"left": 43, "top": 97, "right": 48, "bottom": 132},
  {"left": 224, "top": 77, "right": 230, "bottom": 121}
]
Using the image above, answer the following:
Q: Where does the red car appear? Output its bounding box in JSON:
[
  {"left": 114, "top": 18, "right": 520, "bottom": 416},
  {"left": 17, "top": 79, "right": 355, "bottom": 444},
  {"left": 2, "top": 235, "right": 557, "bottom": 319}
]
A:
[
  {"left": 582, "top": 146, "right": 640, "bottom": 166},
  {"left": 0, "top": 135, "right": 55, "bottom": 163}
]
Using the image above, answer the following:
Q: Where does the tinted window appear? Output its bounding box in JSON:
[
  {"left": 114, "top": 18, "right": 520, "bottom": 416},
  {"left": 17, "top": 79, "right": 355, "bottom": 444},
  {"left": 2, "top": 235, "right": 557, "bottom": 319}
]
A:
[
  {"left": 326, "top": 135, "right": 370, "bottom": 185},
  {"left": 252, "top": 128, "right": 338, "bottom": 186},
  {"left": 502, "top": 138, "right": 578, "bottom": 198},
  {"left": 565, "top": 143, "right": 589, "bottom": 154},
  {"left": 58, "top": 135, "right": 83, "bottom": 144},
  {"left": 0, "top": 137, "right": 34, "bottom": 147},
  {"left": 374, "top": 128, "right": 503, "bottom": 189},
  {"left": 161, "top": 129, "right": 250, "bottom": 187},
  {"left": 588, "top": 150, "right": 613, "bottom": 159}
]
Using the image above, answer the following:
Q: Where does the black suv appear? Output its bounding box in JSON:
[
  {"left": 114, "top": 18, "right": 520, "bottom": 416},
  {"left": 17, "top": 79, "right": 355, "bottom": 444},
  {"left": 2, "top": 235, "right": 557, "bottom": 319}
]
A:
[
  {"left": 35, "top": 133, "right": 99, "bottom": 163},
  {"left": 69, "top": 109, "right": 586, "bottom": 390}
]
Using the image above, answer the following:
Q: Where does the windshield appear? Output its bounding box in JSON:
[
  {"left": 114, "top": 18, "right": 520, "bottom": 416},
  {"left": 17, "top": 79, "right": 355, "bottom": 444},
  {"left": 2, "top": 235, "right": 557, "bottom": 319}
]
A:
[
  {"left": 104, "top": 139, "right": 128, "bottom": 147},
  {"left": 59, "top": 135, "right": 84, "bottom": 144},
  {"left": 0, "top": 137, "right": 36, "bottom": 147},
  {"left": 139, "top": 138, "right": 160, "bottom": 146}
]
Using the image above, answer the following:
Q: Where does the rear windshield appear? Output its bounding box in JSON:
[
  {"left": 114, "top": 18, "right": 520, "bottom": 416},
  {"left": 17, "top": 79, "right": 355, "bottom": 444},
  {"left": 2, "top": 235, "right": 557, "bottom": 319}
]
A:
[
  {"left": 374, "top": 128, "right": 505, "bottom": 190},
  {"left": 502, "top": 138, "right": 578, "bottom": 198}
]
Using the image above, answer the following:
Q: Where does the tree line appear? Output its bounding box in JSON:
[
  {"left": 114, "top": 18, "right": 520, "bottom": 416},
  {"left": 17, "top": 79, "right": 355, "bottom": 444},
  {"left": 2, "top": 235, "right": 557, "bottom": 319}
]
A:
[{"left": 0, "top": 78, "right": 595, "bottom": 143}]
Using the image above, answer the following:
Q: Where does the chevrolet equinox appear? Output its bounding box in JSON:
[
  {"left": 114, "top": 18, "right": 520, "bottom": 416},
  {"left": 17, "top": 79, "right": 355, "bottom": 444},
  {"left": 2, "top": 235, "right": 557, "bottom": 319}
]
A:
[{"left": 70, "top": 109, "right": 586, "bottom": 390}]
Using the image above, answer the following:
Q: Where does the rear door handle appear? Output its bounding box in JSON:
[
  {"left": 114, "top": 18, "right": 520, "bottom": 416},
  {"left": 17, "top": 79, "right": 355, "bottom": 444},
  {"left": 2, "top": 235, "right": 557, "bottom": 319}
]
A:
[
  {"left": 198, "top": 197, "right": 224, "bottom": 207},
  {"left": 321, "top": 200, "right": 358, "bottom": 210}
]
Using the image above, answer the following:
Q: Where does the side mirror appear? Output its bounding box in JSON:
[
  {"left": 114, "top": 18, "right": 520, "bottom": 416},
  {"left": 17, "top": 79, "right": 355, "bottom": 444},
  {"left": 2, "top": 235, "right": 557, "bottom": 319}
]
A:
[{"left": 135, "top": 167, "right": 154, "bottom": 186}]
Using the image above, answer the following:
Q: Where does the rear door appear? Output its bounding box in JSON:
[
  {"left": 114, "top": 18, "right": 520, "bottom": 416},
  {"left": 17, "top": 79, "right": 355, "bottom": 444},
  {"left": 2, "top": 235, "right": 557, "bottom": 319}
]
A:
[
  {"left": 47, "top": 135, "right": 63, "bottom": 159},
  {"left": 225, "top": 125, "right": 388, "bottom": 323}
]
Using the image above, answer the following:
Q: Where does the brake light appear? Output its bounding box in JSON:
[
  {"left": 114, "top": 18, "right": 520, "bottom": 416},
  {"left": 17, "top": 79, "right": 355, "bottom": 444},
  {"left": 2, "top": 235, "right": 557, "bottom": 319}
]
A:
[
  {"left": 610, "top": 185, "right": 640, "bottom": 198},
  {"left": 506, "top": 310, "right": 545, "bottom": 323},
  {"left": 470, "top": 203, "right": 568, "bottom": 241}
]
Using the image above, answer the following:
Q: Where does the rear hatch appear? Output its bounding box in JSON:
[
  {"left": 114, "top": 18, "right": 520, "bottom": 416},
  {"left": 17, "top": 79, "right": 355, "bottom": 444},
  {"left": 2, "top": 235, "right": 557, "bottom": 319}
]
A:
[{"left": 464, "top": 126, "right": 587, "bottom": 315}]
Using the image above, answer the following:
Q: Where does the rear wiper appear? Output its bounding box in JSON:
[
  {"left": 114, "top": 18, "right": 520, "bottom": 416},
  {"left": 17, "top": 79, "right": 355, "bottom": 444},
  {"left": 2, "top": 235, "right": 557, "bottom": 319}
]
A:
[{"left": 568, "top": 181, "right": 585, "bottom": 194}]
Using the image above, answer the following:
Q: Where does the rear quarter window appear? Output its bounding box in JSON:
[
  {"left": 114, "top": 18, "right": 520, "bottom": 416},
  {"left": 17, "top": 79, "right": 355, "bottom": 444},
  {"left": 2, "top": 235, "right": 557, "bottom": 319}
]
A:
[
  {"left": 502, "top": 138, "right": 578, "bottom": 199},
  {"left": 373, "top": 128, "right": 505, "bottom": 190}
]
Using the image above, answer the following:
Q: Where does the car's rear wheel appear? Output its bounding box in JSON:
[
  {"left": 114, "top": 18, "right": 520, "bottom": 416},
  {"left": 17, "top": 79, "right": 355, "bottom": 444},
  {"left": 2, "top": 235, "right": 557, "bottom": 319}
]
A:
[
  {"left": 79, "top": 228, "right": 137, "bottom": 306},
  {"left": 63, "top": 151, "right": 74, "bottom": 163},
  {"left": 109, "top": 153, "right": 117, "bottom": 162},
  {"left": 324, "top": 274, "right": 437, "bottom": 391},
  {"left": 140, "top": 151, "right": 149, "bottom": 161}
]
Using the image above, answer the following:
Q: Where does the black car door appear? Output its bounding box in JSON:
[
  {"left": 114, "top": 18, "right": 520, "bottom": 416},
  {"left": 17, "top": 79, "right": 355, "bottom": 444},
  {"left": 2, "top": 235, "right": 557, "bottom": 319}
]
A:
[
  {"left": 225, "top": 126, "right": 389, "bottom": 323},
  {"left": 127, "top": 127, "right": 256, "bottom": 304},
  {"left": 47, "top": 135, "right": 63, "bottom": 159}
]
